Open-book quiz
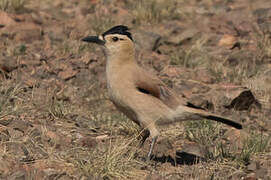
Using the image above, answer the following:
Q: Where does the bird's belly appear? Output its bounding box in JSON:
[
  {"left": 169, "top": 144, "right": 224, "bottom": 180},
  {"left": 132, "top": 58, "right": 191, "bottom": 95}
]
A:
[
  {"left": 108, "top": 87, "right": 141, "bottom": 125},
  {"left": 107, "top": 82, "right": 176, "bottom": 127}
]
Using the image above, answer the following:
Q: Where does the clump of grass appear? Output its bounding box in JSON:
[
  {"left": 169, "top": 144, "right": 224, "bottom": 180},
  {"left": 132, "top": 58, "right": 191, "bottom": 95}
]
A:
[
  {"left": 184, "top": 120, "right": 270, "bottom": 166},
  {"left": 206, "top": 52, "right": 258, "bottom": 84},
  {"left": 184, "top": 120, "right": 224, "bottom": 159},
  {"left": 170, "top": 38, "right": 208, "bottom": 68},
  {"left": 89, "top": 14, "right": 114, "bottom": 35},
  {"left": 255, "top": 30, "right": 271, "bottom": 60},
  {"left": 224, "top": 51, "right": 263, "bottom": 84},
  {"left": 48, "top": 97, "right": 71, "bottom": 119},
  {"left": 207, "top": 62, "right": 225, "bottom": 83},
  {"left": 107, "top": 112, "right": 140, "bottom": 136},
  {"left": 14, "top": 44, "right": 27, "bottom": 56},
  {"left": 185, "top": 120, "right": 221, "bottom": 146},
  {"left": 0, "top": 80, "right": 25, "bottom": 118},
  {"left": 29, "top": 85, "right": 72, "bottom": 121},
  {"left": 208, "top": 33, "right": 271, "bottom": 84},
  {"left": 0, "top": 0, "right": 27, "bottom": 13},
  {"left": 127, "top": 0, "right": 180, "bottom": 25},
  {"left": 73, "top": 136, "right": 142, "bottom": 179},
  {"left": 238, "top": 132, "right": 270, "bottom": 165}
]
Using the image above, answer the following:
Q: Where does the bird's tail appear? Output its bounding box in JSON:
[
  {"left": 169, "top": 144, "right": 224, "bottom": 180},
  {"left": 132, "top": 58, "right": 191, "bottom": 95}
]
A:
[{"left": 168, "top": 105, "right": 242, "bottom": 129}]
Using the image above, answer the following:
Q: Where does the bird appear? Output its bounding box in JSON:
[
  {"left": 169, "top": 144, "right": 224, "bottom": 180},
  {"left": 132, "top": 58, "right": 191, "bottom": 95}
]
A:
[{"left": 82, "top": 25, "right": 242, "bottom": 160}]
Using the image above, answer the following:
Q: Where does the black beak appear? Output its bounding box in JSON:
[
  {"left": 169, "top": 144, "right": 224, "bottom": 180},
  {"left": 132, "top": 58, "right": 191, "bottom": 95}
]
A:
[{"left": 81, "top": 36, "right": 105, "bottom": 45}]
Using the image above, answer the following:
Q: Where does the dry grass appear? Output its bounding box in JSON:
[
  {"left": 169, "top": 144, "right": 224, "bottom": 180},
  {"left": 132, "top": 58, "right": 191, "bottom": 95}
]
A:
[
  {"left": 127, "top": 0, "right": 181, "bottom": 25},
  {"left": 85, "top": 2, "right": 115, "bottom": 35},
  {"left": 184, "top": 120, "right": 270, "bottom": 167},
  {"left": 72, "top": 136, "right": 143, "bottom": 179},
  {"left": 90, "top": 14, "right": 115, "bottom": 35},
  {"left": 0, "top": 0, "right": 27, "bottom": 13},
  {"left": 170, "top": 37, "right": 208, "bottom": 68},
  {"left": 0, "top": 80, "right": 26, "bottom": 118}
]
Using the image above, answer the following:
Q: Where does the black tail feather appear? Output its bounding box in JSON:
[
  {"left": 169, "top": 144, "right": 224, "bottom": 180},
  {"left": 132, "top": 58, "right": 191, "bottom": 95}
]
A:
[{"left": 206, "top": 115, "right": 242, "bottom": 129}]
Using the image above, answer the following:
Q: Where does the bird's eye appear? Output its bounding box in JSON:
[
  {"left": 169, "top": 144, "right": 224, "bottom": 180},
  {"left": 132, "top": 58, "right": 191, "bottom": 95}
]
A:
[{"left": 112, "top": 37, "right": 119, "bottom": 42}]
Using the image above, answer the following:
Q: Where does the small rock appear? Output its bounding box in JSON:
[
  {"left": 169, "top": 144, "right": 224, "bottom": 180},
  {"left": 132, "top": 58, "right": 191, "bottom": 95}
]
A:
[
  {"left": 225, "top": 90, "right": 261, "bottom": 111},
  {"left": 153, "top": 137, "right": 173, "bottom": 157},
  {"left": 247, "top": 161, "right": 257, "bottom": 171},
  {"left": 58, "top": 66, "right": 78, "bottom": 80},
  {"left": 188, "top": 95, "right": 214, "bottom": 111},
  {"left": 0, "top": 56, "right": 18, "bottom": 73},
  {"left": 0, "top": 12, "right": 16, "bottom": 26},
  {"left": 9, "top": 119, "right": 32, "bottom": 133},
  {"left": 14, "top": 23, "right": 43, "bottom": 43},
  {"left": 218, "top": 34, "right": 238, "bottom": 49},
  {"left": 255, "top": 168, "right": 268, "bottom": 179},
  {"left": 80, "top": 137, "right": 97, "bottom": 148},
  {"left": 45, "top": 130, "right": 61, "bottom": 146},
  {"left": 31, "top": 12, "right": 43, "bottom": 25},
  {"left": 180, "top": 142, "right": 208, "bottom": 160}
]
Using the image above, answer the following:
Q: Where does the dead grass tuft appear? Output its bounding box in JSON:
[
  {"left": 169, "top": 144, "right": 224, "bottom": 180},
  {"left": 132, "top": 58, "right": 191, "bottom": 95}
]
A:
[
  {"left": 184, "top": 120, "right": 270, "bottom": 167},
  {"left": 89, "top": 14, "right": 114, "bottom": 35},
  {"left": 0, "top": 0, "right": 27, "bottom": 13},
  {"left": 71, "top": 136, "right": 143, "bottom": 179},
  {"left": 127, "top": 0, "right": 180, "bottom": 25},
  {"left": 0, "top": 80, "right": 26, "bottom": 118},
  {"left": 170, "top": 37, "right": 208, "bottom": 68}
]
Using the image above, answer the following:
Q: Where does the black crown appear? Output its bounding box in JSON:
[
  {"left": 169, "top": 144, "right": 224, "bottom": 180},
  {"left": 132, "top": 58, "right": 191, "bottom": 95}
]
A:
[{"left": 102, "top": 25, "right": 133, "bottom": 41}]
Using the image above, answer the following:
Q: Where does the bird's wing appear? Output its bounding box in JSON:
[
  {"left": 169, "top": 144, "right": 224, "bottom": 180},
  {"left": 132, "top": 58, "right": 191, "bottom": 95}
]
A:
[
  {"left": 134, "top": 67, "right": 184, "bottom": 109},
  {"left": 133, "top": 66, "right": 243, "bottom": 129}
]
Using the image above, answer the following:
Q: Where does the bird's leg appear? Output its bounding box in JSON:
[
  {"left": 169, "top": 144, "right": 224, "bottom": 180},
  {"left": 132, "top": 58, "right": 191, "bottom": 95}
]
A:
[
  {"left": 147, "top": 136, "right": 158, "bottom": 161},
  {"left": 139, "top": 129, "right": 150, "bottom": 147}
]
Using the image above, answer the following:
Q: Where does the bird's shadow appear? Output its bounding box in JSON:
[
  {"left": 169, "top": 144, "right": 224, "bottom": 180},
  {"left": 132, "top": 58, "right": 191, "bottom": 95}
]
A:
[{"left": 151, "top": 150, "right": 206, "bottom": 166}]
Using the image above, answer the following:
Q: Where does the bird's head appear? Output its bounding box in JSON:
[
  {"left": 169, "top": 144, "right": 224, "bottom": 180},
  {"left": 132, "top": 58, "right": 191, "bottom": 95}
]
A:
[{"left": 82, "top": 25, "right": 134, "bottom": 57}]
